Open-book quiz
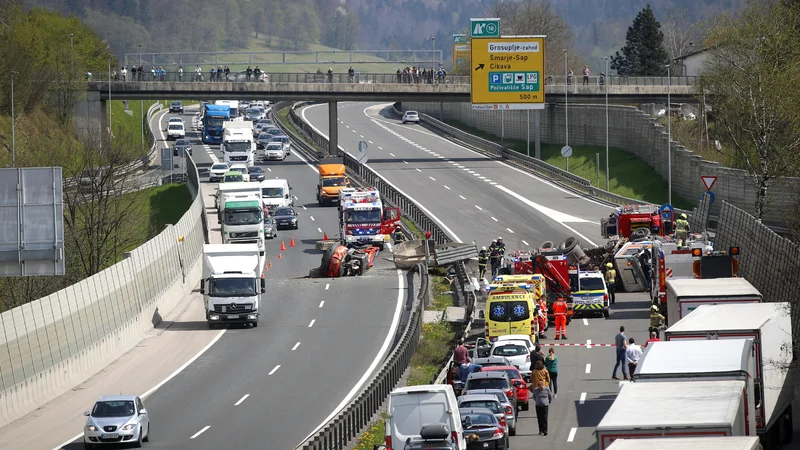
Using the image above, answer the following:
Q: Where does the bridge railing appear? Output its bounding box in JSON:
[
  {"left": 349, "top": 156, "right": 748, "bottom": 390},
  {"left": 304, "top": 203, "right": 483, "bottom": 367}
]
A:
[{"left": 87, "top": 71, "right": 698, "bottom": 86}]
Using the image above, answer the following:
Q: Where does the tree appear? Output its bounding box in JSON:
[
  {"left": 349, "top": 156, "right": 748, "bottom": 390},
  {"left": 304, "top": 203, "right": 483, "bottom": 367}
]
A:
[
  {"left": 661, "top": 8, "right": 703, "bottom": 61},
  {"left": 611, "top": 5, "right": 669, "bottom": 76},
  {"left": 699, "top": 0, "right": 800, "bottom": 219}
]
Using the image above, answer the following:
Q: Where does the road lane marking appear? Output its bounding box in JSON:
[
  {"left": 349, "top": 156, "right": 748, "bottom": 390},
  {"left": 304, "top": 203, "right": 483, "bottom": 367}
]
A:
[
  {"left": 292, "top": 342, "right": 301, "bottom": 351},
  {"left": 319, "top": 301, "right": 325, "bottom": 308},
  {"left": 587, "top": 339, "right": 592, "bottom": 349},
  {"left": 267, "top": 168, "right": 272, "bottom": 172},
  {"left": 308, "top": 319, "right": 316, "bottom": 327},
  {"left": 269, "top": 365, "right": 281, "bottom": 375},
  {"left": 234, "top": 394, "right": 250, "bottom": 406},
  {"left": 345, "top": 125, "right": 350, "bottom": 128},
  {"left": 190, "top": 426, "right": 210, "bottom": 439},
  {"left": 302, "top": 205, "right": 307, "bottom": 210},
  {"left": 444, "top": 185, "right": 451, "bottom": 190},
  {"left": 389, "top": 152, "right": 395, "bottom": 156},
  {"left": 403, "top": 160, "right": 408, "bottom": 164},
  {"left": 325, "top": 283, "right": 330, "bottom": 290},
  {"left": 583, "top": 318, "right": 589, "bottom": 326},
  {"left": 475, "top": 205, "right": 483, "bottom": 211},
  {"left": 360, "top": 134, "right": 364, "bottom": 138},
  {"left": 459, "top": 195, "right": 466, "bottom": 200},
  {"left": 429, "top": 176, "right": 436, "bottom": 181},
  {"left": 579, "top": 392, "right": 587, "bottom": 405},
  {"left": 317, "top": 227, "right": 322, "bottom": 233},
  {"left": 506, "top": 228, "right": 514, "bottom": 233},
  {"left": 491, "top": 217, "right": 498, "bottom": 222},
  {"left": 522, "top": 240, "right": 529, "bottom": 246},
  {"left": 416, "top": 168, "right": 422, "bottom": 172},
  {"left": 585, "top": 363, "right": 591, "bottom": 373},
  {"left": 567, "top": 427, "right": 577, "bottom": 442},
  {"left": 310, "top": 216, "right": 315, "bottom": 221},
  {"left": 352, "top": 129, "right": 356, "bottom": 133}
]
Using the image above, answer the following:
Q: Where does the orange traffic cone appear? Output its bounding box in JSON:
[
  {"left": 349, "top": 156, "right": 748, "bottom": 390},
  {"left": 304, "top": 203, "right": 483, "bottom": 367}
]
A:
[
  {"left": 265, "top": 265, "right": 269, "bottom": 271},
  {"left": 278, "top": 253, "right": 283, "bottom": 259},
  {"left": 268, "top": 261, "right": 272, "bottom": 267},
  {"left": 280, "top": 241, "right": 286, "bottom": 251},
  {"left": 290, "top": 237, "right": 296, "bottom": 247},
  {"left": 323, "top": 232, "right": 328, "bottom": 240}
]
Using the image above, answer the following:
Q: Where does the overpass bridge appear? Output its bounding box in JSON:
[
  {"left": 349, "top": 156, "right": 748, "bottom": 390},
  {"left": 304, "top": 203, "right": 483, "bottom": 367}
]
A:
[{"left": 83, "top": 72, "right": 697, "bottom": 152}]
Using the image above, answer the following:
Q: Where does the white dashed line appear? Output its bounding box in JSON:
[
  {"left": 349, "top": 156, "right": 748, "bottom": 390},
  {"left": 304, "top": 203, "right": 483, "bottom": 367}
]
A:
[
  {"left": 308, "top": 319, "right": 316, "bottom": 327},
  {"left": 567, "top": 428, "right": 577, "bottom": 442},
  {"left": 585, "top": 364, "right": 591, "bottom": 374},
  {"left": 345, "top": 125, "right": 350, "bottom": 128},
  {"left": 456, "top": 165, "right": 464, "bottom": 168},
  {"left": 302, "top": 205, "right": 307, "bottom": 210},
  {"left": 416, "top": 168, "right": 422, "bottom": 172},
  {"left": 579, "top": 392, "right": 587, "bottom": 405},
  {"left": 484, "top": 179, "right": 492, "bottom": 183},
  {"left": 491, "top": 217, "right": 498, "bottom": 222},
  {"left": 190, "top": 426, "right": 210, "bottom": 439},
  {"left": 325, "top": 283, "right": 330, "bottom": 290},
  {"left": 587, "top": 339, "right": 593, "bottom": 349},
  {"left": 443, "top": 185, "right": 451, "bottom": 190},
  {"left": 522, "top": 240, "right": 529, "bottom": 246},
  {"left": 506, "top": 228, "right": 514, "bottom": 234},
  {"left": 293, "top": 195, "right": 298, "bottom": 200},
  {"left": 583, "top": 318, "right": 589, "bottom": 326},
  {"left": 360, "top": 135, "right": 364, "bottom": 138},
  {"left": 317, "top": 227, "right": 322, "bottom": 233},
  {"left": 429, "top": 176, "right": 436, "bottom": 181},
  {"left": 269, "top": 365, "right": 281, "bottom": 375},
  {"left": 475, "top": 205, "right": 483, "bottom": 211},
  {"left": 267, "top": 168, "right": 272, "bottom": 172},
  {"left": 310, "top": 216, "right": 315, "bottom": 221},
  {"left": 234, "top": 394, "right": 250, "bottom": 406},
  {"left": 370, "top": 141, "right": 375, "bottom": 144},
  {"left": 403, "top": 160, "right": 408, "bottom": 164},
  {"left": 389, "top": 152, "right": 395, "bottom": 156},
  {"left": 459, "top": 195, "right": 466, "bottom": 200},
  {"left": 319, "top": 301, "right": 325, "bottom": 308},
  {"left": 292, "top": 342, "right": 301, "bottom": 351},
  {"left": 352, "top": 129, "right": 356, "bottom": 133}
]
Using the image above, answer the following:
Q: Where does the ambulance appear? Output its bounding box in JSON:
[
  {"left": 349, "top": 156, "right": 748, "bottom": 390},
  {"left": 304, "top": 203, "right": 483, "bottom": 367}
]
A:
[{"left": 484, "top": 283, "right": 538, "bottom": 343}]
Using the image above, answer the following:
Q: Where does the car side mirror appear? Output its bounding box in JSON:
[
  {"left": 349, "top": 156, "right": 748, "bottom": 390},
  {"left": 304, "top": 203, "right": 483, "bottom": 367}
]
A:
[
  {"left": 513, "top": 380, "right": 522, "bottom": 387},
  {"left": 284, "top": 194, "right": 289, "bottom": 199},
  {"left": 260, "top": 278, "right": 266, "bottom": 293},
  {"left": 84, "top": 411, "right": 91, "bottom": 417}
]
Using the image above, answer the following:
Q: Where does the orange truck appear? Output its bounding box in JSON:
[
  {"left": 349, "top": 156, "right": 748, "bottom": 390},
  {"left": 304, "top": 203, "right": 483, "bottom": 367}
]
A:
[{"left": 316, "top": 157, "right": 350, "bottom": 206}]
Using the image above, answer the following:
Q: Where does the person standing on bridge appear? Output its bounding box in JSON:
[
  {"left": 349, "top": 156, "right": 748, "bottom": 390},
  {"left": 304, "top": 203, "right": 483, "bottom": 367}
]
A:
[
  {"left": 246, "top": 66, "right": 253, "bottom": 81},
  {"left": 224, "top": 66, "right": 230, "bottom": 81},
  {"left": 178, "top": 65, "right": 183, "bottom": 81},
  {"left": 348, "top": 66, "right": 355, "bottom": 82},
  {"left": 583, "top": 65, "right": 591, "bottom": 85}
]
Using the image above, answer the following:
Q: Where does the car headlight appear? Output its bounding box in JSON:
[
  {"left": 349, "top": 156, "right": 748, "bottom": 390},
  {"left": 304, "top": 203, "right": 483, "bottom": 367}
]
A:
[
  {"left": 87, "top": 425, "right": 98, "bottom": 431},
  {"left": 291, "top": 218, "right": 297, "bottom": 222},
  {"left": 121, "top": 424, "right": 136, "bottom": 431}
]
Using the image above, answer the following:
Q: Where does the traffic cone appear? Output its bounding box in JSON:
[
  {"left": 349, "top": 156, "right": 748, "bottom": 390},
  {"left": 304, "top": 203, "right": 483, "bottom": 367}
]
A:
[
  {"left": 290, "top": 237, "right": 296, "bottom": 247},
  {"left": 323, "top": 232, "right": 328, "bottom": 240},
  {"left": 268, "top": 261, "right": 272, "bottom": 267},
  {"left": 280, "top": 241, "right": 286, "bottom": 251},
  {"left": 265, "top": 265, "right": 269, "bottom": 271},
  {"left": 278, "top": 253, "right": 283, "bottom": 259}
]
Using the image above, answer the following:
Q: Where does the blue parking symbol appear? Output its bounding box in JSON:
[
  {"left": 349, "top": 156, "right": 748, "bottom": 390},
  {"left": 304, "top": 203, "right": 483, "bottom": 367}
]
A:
[{"left": 490, "top": 73, "right": 502, "bottom": 84}]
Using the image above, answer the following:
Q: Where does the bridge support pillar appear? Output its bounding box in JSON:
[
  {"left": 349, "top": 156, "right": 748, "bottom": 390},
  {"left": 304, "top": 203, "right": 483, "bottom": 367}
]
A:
[
  {"left": 73, "top": 89, "right": 107, "bottom": 140},
  {"left": 534, "top": 109, "right": 541, "bottom": 159},
  {"left": 328, "top": 101, "right": 339, "bottom": 156}
]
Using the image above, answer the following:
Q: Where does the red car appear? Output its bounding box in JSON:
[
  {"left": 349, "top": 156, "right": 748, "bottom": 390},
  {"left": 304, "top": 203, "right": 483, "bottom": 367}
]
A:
[{"left": 482, "top": 366, "right": 530, "bottom": 411}]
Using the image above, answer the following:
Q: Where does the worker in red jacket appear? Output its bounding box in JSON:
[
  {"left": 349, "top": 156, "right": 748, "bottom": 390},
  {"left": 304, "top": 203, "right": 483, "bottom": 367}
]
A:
[{"left": 553, "top": 297, "right": 568, "bottom": 340}]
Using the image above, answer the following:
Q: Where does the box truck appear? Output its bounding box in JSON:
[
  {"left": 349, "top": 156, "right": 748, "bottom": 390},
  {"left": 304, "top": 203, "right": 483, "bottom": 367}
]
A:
[
  {"left": 222, "top": 121, "right": 255, "bottom": 165},
  {"left": 597, "top": 379, "right": 750, "bottom": 449},
  {"left": 219, "top": 195, "right": 265, "bottom": 254},
  {"left": 665, "top": 278, "right": 761, "bottom": 326},
  {"left": 632, "top": 339, "right": 757, "bottom": 436},
  {"left": 317, "top": 157, "right": 350, "bottom": 206},
  {"left": 606, "top": 436, "right": 762, "bottom": 450},
  {"left": 665, "top": 302, "right": 793, "bottom": 449},
  {"left": 199, "top": 244, "right": 265, "bottom": 328}
]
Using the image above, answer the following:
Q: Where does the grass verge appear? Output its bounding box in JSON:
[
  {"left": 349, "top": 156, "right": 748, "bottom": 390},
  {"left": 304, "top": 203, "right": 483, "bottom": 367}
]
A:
[
  {"left": 445, "top": 119, "right": 694, "bottom": 210},
  {"left": 276, "top": 106, "right": 316, "bottom": 150},
  {"left": 121, "top": 183, "right": 194, "bottom": 255}
]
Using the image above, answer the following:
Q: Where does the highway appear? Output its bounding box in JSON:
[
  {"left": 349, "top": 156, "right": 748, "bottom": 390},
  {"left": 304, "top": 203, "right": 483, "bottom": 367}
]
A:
[
  {"left": 56, "top": 106, "right": 409, "bottom": 450},
  {"left": 301, "top": 102, "right": 654, "bottom": 450}
]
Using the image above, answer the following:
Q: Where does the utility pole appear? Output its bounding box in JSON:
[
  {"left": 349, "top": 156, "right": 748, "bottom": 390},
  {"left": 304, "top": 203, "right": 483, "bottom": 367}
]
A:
[
  {"left": 604, "top": 56, "right": 609, "bottom": 191},
  {"left": 11, "top": 71, "right": 17, "bottom": 167},
  {"left": 431, "top": 36, "right": 436, "bottom": 74}
]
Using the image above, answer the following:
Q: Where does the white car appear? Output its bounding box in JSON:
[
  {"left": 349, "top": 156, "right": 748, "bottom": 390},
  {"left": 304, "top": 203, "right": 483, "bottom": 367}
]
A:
[
  {"left": 166, "top": 122, "right": 185, "bottom": 140},
  {"left": 208, "top": 162, "right": 230, "bottom": 182},
  {"left": 402, "top": 110, "right": 420, "bottom": 124},
  {"left": 489, "top": 339, "right": 533, "bottom": 377},
  {"left": 168, "top": 117, "right": 184, "bottom": 125},
  {"left": 262, "top": 142, "right": 287, "bottom": 161},
  {"left": 229, "top": 163, "right": 250, "bottom": 181},
  {"left": 83, "top": 395, "right": 150, "bottom": 448}
]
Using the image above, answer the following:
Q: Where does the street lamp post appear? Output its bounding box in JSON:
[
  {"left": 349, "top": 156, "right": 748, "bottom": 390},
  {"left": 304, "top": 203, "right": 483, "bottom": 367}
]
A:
[
  {"left": 563, "top": 49, "right": 568, "bottom": 149},
  {"left": 11, "top": 71, "right": 17, "bottom": 167},
  {"left": 604, "top": 56, "right": 609, "bottom": 191},
  {"left": 667, "top": 64, "right": 672, "bottom": 205},
  {"left": 431, "top": 36, "right": 436, "bottom": 79},
  {"left": 108, "top": 57, "right": 112, "bottom": 139},
  {"left": 139, "top": 44, "right": 144, "bottom": 155}
]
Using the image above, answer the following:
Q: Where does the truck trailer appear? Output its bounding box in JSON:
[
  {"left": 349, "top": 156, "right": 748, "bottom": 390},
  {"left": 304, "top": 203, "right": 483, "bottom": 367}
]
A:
[
  {"left": 664, "top": 302, "right": 793, "bottom": 449},
  {"left": 596, "top": 379, "right": 749, "bottom": 449},
  {"left": 606, "top": 436, "right": 762, "bottom": 450},
  {"left": 199, "top": 244, "right": 265, "bottom": 328},
  {"left": 665, "top": 278, "right": 762, "bottom": 326},
  {"left": 633, "top": 339, "right": 757, "bottom": 437}
]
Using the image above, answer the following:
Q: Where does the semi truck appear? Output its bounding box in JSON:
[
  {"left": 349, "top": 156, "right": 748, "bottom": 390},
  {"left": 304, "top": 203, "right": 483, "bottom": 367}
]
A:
[
  {"left": 222, "top": 121, "right": 255, "bottom": 165},
  {"left": 317, "top": 157, "right": 350, "bottom": 206},
  {"left": 665, "top": 278, "right": 762, "bottom": 326},
  {"left": 632, "top": 339, "right": 757, "bottom": 437},
  {"left": 220, "top": 195, "right": 265, "bottom": 254},
  {"left": 664, "top": 302, "right": 793, "bottom": 449},
  {"left": 202, "top": 103, "right": 230, "bottom": 144},
  {"left": 199, "top": 244, "right": 265, "bottom": 328},
  {"left": 606, "top": 437, "right": 762, "bottom": 450},
  {"left": 596, "top": 379, "right": 750, "bottom": 449}
]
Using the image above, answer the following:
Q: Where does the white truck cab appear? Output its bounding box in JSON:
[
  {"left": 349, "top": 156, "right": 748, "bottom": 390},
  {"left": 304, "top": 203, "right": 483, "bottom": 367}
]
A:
[
  {"left": 199, "top": 244, "right": 265, "bottom": 328},
  {"left": 259, "top": 179, "right": 292, "bottom": 212},
  {"left": 219, "top": 194, "right": 265, "bottom": 254},
  {"left": 222, "top": 121, "right": 255, "bottom": 165}
]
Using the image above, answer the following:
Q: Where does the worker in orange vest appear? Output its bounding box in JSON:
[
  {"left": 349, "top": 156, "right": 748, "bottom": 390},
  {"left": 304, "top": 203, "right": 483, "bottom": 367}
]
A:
[{"left": 553, "top": 297, "right": 568, "bottom": 340}]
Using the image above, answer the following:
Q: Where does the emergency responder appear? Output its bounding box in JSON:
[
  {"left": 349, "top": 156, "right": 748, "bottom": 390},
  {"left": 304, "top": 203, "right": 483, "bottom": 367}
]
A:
[
  {"left": 489, "top": 240, "right": 501, "bottom": 278},
  {"left": 553, "top": 296, "right": 568, "bottom": 340},
  {"left": 496, "top": 237, "right": 506, "bottom": 255},
  {"left": 649, "top": 304, "right": 666, "bottom": 338},
  {"left": 675, "top": 213, "right": 690, "bottom": 247},
  {"left": 478, "top": 246, "right": 489, "bottom": 280},
  {"left": 537, "top": 297, "right": 547, "bottom": 339},
  {"left": 639, "top": 248, "right": 653, "bottom": 291},
  {"left": 605, "top": 262, "right": 617, "bottom": 304}
]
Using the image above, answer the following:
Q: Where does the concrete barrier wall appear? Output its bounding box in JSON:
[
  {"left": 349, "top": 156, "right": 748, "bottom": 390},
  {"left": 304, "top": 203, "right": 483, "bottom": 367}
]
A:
[
  {"left": 0, "top": 156, "right": 205, "bottom": 428},
  {"left": 403, "top": 101, "right": 800, "bottom": 224}
]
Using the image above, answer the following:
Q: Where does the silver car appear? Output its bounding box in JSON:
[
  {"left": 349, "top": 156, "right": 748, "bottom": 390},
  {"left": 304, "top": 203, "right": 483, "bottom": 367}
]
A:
[
  {"left": 209, "top": 163, "right": 230, "bottom": 182},
  {"left": 458, "top": 394, "right": 513, "bottom": 436},
  {"left": 402, "top": 110, "right": 420, "bottom": 124},
  {"left": 460, "top": 388, "right": 516, "bottom": 435},
  {"left": 263, "top": 142, "right": 286, "bottom": 161},
  {"left": 83, "top": 395, "right": 150, "bottom": 448}
]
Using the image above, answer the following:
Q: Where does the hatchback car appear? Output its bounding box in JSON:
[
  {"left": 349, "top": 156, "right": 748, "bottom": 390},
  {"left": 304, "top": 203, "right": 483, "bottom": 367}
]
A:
[
  {"left": 263, "top": 216, "right": 278, "bottom": 238},
  {"left": 490, "top": 340, "right": 532, "bottom": 379},
  {"left": 229, "top": 164, "right": 250, "bottom": 182},
  {"left": 246, "top": 108, "right": 262, "bottom": 121},
  {"left": 166, "top": 122, "right": 185, "bottom": 140},
  {"left": 208, "top": 163, "right": 229, "bottom": 182},
  {"left": 273, "top": 207, "right": 299, "bottom": 229},
  {"left": 460, "top": 389, "right": 515, "bottom": 423},
  {"left": 83, "top": 395, "right": 150, "bottom": 448},
  {"left": 402, "top": 110, "right": 420, "bottom": 124},
  {"left": 463, "top": 372, "right": 517, "bottom": 413},
  {"left": 459, "top": 408, "right": 507, "bottom": 449},
  {"left": 271, "top": 135, "right": 291, "bottom": 153},
  {"left": 482, "top": 365, "right": 530, "bottom": 411},
  {"left": 169, "top": 101, "right": 184, "bottom": 113},
  {"left": 247, "top": 165, "right": 265, "bottom": 182},
  {"left": 256, "top": 133, "right": 272, "bottom": 149},
  {"left": 265, "top": 127, "right": 282, "bottom": 137},
  {"left": 262, "top": 142, "right": 287, "bottom": 161},
  {"left": 173, "top": 139, "right": 192, "bottom": 156}
]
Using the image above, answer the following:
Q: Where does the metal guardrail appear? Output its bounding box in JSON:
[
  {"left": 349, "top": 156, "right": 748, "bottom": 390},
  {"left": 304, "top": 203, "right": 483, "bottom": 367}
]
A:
[{"left": 433, "top": 243, "right": 479, "bottom": 267}]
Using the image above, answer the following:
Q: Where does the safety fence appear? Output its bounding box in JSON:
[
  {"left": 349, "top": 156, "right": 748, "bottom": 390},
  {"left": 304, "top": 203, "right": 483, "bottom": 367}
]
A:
[{"left": 0, "top": 154, "right": 205, "bottom": 427}]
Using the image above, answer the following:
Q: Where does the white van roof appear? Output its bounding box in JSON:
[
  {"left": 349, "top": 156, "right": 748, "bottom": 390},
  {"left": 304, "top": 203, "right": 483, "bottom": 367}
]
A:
[
  {"left": 391, "top": 384, "right": 454, "bottom": 395},
  {"left": 259, "top": 179, "right": 289, "bottom": 187},
  {"left": 637, "top": 339, "right": 752, "bottom": 376},
  {"left": 216, "top": 182, "right": 261, "bottom": 193},
  {"left": 667, "top": 302, "right": 787, "bottom": 333}
]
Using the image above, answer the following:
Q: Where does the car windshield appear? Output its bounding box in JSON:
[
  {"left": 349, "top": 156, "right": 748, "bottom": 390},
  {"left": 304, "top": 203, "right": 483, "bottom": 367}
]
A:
[
  {"left": 266, "top": 144, "right": 283, "bottom": 151},
  {"left": 225, "top": 142, "right": 251, "bottom": 153},
  {"left": 171, "top": 102, "right": 181, "bottom": 107},
  {"left": 460, "top": 401, "right": 502, "bottom": 414},
  {"left": 209, "top": 278, "right": 257, "bottom": 297},
  {"left": 497, "top": 368, "right": 521, "bottom": 380},
  {"left": 223, "top": 174, "right": 243, "bottom": 182},
  {"left": 488, "top": 301, "right": 530, "bottom": 321},
  {"left": 247, "top": 108, "right": 260, "bottom": 116},
  {"left": 92, "top": 400, "right": 136, "bottom": 418},
  {"left": 274, "top": 208, "right": 294, "bottom": 216},
  {"left": 212, "top": 164, "right": 229, "bottom": 171},
  {"left": 267, "top": 129, "right": 281, "bottom": 135},
  {"left": 345, "top": 209, "right": 381, "bottom": 223},
  {"left": 466, "top": 379, "right": 508, "bottom": 391},
  {"left": 492, "top": 344, "right": 528, "bottom": 357},
  {"left": 169, "top": 124, "right": 183, "bottom": 130},
  {"left": 322, "top": 177, "right": 347, "bottom": 187},
  {"left": 273, "top": 136, "right": 289, "bottom": 143},
  {"left": 248, "top": 166, "right": 263, "bottom": 174},
  {"left": 223, "top": 210, "right": 261, "bottom": 225},
  {"left": 406, "top": 111, "right": 418, "bottom": 116},
  {"left": 262, "top": 187, "right": 284, "bottom": 198},
  {"left": 169, "top": 118, "right": 181, "bottom": 122},
  {"left": 206, "top": 118, "right": 224, "bottom": 127},
  {"left": 578, "top": 277, "right": 606, "bottom": 291},
  {"left": 258, "top": 134, "right": 271, "bottom": 142},
  {"left": 461, "top": 413, "right": 495, "bottom": 427}
]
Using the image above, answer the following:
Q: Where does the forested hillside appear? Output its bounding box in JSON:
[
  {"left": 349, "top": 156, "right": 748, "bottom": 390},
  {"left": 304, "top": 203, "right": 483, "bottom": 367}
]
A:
[{"left": 21, "top": 0, "right": 745, "bottom": 68}]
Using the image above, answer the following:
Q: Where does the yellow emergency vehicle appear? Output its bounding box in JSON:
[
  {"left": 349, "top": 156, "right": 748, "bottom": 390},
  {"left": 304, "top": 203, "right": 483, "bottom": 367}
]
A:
[
  {"left": 492, "top": 274, "right": 547, "bottom": 301},
  {"left": 484, "top": 283, "right": 538, "bottom": 343},
  {"left": 570, "top": 270, "right": 610, "bottom": 318}
]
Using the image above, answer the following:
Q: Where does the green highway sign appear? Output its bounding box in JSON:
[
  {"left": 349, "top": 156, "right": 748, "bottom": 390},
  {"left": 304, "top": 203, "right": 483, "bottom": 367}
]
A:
[
  {"left": 470, "top": 18, "right": 500, "bottom": 38},
  {"left": 453, "top": 34, "right": 468, "bottom": 44}
]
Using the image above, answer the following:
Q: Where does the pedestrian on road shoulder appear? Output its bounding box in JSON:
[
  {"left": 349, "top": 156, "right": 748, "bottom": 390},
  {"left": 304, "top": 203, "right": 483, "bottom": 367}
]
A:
[
  {"left": 625, "top": 338, "right": 642, "bottom": 379},
  {"left": 612, "top": 326, "right": 628, "bottom": 380},
  {"left": 533, "top": 381, "right": 553, "bottom": 436},
  {"left": 544, "top": 348, "right": 559, "bottom": 397},
  {"left": 454, "top": 339, "right": 469, "bottom": 366}
]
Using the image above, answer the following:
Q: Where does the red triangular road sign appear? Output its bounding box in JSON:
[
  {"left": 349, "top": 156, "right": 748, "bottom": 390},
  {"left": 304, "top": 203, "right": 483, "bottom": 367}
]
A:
[{"left": 701, "top": 175, "right": 717, "bottom": 191}]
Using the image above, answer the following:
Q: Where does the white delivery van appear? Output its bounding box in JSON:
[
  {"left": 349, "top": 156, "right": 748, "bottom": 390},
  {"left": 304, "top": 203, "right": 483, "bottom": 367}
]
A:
[
  {"left": 385, "top": 384, "right": 465, "bottom": 450},
  {"left": 259, "top": 179, "right": 292, "bottom": 211},
  {"left": 607, "top": 436, "right": 762, "bottom": 450},
  {"left": 665, "top": 278, "right": 761, "bottom": 326}
]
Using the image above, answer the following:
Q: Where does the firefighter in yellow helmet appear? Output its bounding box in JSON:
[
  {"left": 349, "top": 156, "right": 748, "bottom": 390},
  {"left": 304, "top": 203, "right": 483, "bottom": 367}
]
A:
[
  {"left": 605, "top": 262, "right": 617, "bottom": 304},
  {"left": 674, "top": 213, "right": 690, "bottom": 247}
]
